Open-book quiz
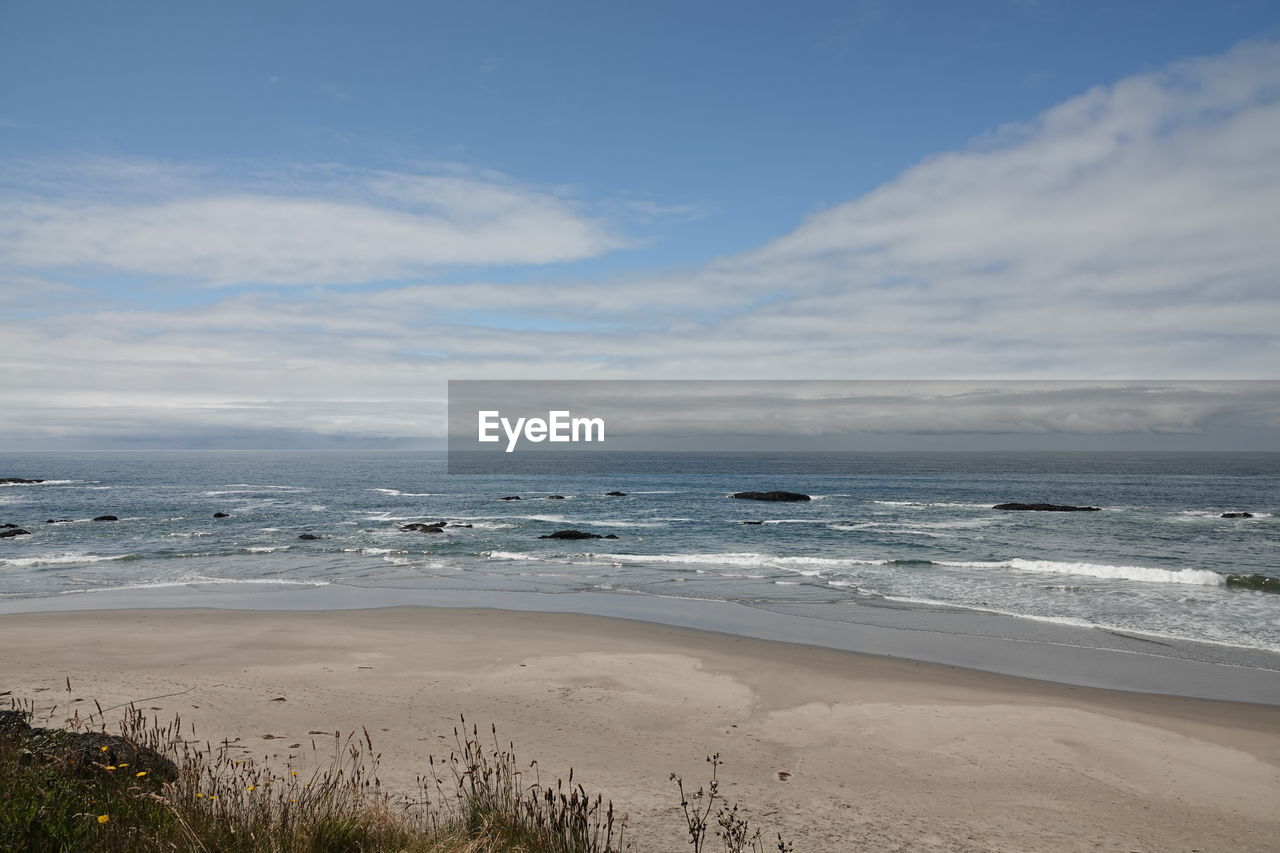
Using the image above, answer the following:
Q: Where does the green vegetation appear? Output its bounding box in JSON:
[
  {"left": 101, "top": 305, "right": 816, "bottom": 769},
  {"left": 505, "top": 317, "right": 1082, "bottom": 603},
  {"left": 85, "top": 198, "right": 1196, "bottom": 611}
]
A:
[{"left": 2, "top": 694, "right": 792, "bottom": 852}]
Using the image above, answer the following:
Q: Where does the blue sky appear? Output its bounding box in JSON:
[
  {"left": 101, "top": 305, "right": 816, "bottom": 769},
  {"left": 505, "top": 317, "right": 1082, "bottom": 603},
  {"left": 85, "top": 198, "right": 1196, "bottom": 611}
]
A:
[{"left": 2, "top": 1, "right": 1279, "bottom": 447}]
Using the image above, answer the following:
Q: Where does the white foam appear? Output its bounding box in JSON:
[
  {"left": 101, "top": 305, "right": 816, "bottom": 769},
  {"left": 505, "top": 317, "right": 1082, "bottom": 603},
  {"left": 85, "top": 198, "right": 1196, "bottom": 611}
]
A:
[
  {"left": 204, "top": 486, "right": 308, "bottom": 495},
  {"left": 484, "top": 548, "right": 1228, "bottom": 589},
  {"left": 244, "top": 546, "right": 289, "bottom": 554},
  {"left": 456, "top": 514, "right": 670, "bottom": 528},
  {"left": 0, "top": 553, "right": 133, "bottom": 568},
  {"left": 483, "top": 551, "right": 541, "bottom": 561},
  {"left": 868, "top": 500, "right": 990, "bottom": 509},
  {"left": 873, "top": 594, "right": 1280, "bottom": 654},
  {"left": 935, "top": 558, "right": 1225, "bottom": 586},
  {"left": 591, "top": 552, "right": 889, "bottom": 576},
  {"left": 381, "top": 555, "right": 452, "bottom": 568},
  {"left": 368, "top": 489, "right": 438, "bottom": 496},
  {"left": 223, "top": 484, "right": 307, "bottom": 490},
  {"left": 63, "top": 576, "right": 332, "bottom": 595},
  {"left": 167, "top": 531, "right": 211, "bottom": 538},
  {"left": 0, "top": 479, "right": 82, "bottom": 487}
]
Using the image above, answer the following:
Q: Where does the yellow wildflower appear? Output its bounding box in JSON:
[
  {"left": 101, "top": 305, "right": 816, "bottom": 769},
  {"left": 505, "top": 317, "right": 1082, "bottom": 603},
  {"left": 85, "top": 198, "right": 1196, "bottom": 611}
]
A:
[
  {"left": 97, "top": 815, "right": 109, "bottom": 824},
  {"left": 136, "top": 771, "right": 147, "bottom": 778}
]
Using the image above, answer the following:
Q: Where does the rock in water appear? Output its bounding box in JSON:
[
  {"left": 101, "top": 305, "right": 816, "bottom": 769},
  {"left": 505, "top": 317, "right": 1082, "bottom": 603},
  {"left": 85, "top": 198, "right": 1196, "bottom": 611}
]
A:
[
  {"left": 297, "top": 533, "right": 323, "bottom": 540},
  {"left": 399, "top": 522, "right": 445, "bottom": 533},
  {"left": 992, "top": 503, "right": 1100, "bottom": 512},
  {"left": 538, "top": 529, "right": 618, "bottom": 540},
  {"left": 547, "top": 495, "right": 566, "bottom": 500},
  {"left": 0, "top": 528, "right": 31, "bottom": 538},
  {"left": 605, "top": 491, "right": 627, "bottom": 496},
  {"left": 1221, "top": 512, "right": 1254, "bottom": 519},
  {"left": 213, "top": 512, "right": 230, "bottom": 518},
  {"left": 732, "top": 491, "right": 811, "bottom": 502},
  {"left": 92, "top": 515, "right": 119, "bottom": 522},
  {"left": 500, "top": 495, "right": 522, "bottom": 501},
  {"left": 0, "top": 477, "right": 44, "bottom": 484},
  {"left": 741, "top": 520, "right": 764, "bottom": 525}
]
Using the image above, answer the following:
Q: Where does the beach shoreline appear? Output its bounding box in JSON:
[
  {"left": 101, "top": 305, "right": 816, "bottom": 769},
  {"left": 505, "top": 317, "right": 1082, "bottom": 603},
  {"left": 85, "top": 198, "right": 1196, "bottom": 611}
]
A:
[
  {"left": 3, "top": 605, "right": 1278, "bottom": 851},
  {"left": 4, "top": 580, "right": 1279, "bottom": 705}
]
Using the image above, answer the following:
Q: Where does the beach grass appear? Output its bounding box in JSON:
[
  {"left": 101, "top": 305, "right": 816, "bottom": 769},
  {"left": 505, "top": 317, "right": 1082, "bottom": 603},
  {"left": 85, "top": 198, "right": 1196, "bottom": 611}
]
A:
[{"left": 2, "top": 691, "right": 792, "bottom": 853}]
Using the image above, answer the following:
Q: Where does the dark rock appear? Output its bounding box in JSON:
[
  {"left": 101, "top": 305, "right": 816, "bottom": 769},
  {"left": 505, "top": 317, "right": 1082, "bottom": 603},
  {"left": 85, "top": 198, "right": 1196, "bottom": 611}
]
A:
[
  {"left": 400, "top": 522, "right": 445, "bottom": 532},
  {"left": 605, "top": 491, "right": 627, "bottom": 496},
  {"left": 539, "top": 529, "right": 606, "bottom": 540},
  {"left": 448, "top": 523, "right": 473, "bottom": 528},
  {"left": 500, "top": 495, "right": 522, "bottom": 501},
  {"left": 1221, "top": 512, "right": 1254, "bottom": 519},
  {"left": 45, "top": 519, "right": 73, "bottom": 524},
  {"left": 0, "top": 523, "right": 18, "bottom": 528},
  {"left": 0, "top": 709, "right": 28, "bottom": 735},
  {"left": 0, "top": 477, "right": 44, "bottom": 485},
  {"left": 0, "top": 711, "right": 178, "bottom": 782},
  {"left": 547, "top": 495, "right": 566, "bottom": 500},
  {"left": 732, "top": 491, "right": 811, "bottom": 502},
  {"left": 0, "top": 528, "right": 31, "bottom": 538},
  {"left": 741, "top": 520, "right": 764, "bottom": 525},
  {"left": 92, "top": 515, "right": 118, "bottom": 522},
  {"left": 297, "top": 533, "right": 323, "bottom": 540},
  {"left": 992, "top": 503, "right": 1100, "bottom": 512},
  {"left": 213, "top": 512, "right": 230, "bottom": 518}
]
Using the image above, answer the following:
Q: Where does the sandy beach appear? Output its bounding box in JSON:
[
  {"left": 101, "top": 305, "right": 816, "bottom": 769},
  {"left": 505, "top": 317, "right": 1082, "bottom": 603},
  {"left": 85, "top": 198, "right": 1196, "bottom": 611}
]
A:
[{"left": 1, "top": 606, "right": 1277, "bottom": 851}]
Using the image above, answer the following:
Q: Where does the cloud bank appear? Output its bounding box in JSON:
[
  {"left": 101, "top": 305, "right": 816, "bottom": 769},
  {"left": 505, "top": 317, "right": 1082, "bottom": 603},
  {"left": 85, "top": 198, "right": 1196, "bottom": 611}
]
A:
[{"left": 2, "top": 41, "right": 1279, "bottom": 447}]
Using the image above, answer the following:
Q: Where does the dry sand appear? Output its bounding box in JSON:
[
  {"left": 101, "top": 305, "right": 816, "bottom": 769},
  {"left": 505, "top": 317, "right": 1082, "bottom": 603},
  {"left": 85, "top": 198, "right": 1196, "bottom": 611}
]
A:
[{"left": 2, "top": 606, "right": 1277, "bottom": 851}]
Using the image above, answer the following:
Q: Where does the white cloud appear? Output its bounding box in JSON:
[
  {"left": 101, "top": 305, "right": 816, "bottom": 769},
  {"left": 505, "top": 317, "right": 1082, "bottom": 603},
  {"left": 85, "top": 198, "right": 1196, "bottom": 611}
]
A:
[{"left": 0, "top": 162, "right": 625, "bottom": 285}]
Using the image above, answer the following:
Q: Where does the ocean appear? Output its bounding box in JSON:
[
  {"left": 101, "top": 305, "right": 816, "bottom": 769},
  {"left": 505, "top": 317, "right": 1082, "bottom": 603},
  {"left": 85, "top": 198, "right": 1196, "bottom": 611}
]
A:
[{"left": 1, "top": 451, "right": 1278, "bottom": 656}]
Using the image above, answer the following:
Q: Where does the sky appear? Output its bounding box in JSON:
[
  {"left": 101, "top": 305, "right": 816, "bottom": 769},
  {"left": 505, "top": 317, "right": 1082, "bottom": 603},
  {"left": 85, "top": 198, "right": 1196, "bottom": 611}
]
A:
[{"left": 1, "top": 1, "right": 1279, "bottom": 449}]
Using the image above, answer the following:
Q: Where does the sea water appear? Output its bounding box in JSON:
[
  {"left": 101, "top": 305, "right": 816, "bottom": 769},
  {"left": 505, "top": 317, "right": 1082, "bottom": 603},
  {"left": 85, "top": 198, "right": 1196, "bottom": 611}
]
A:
[{"left": 1, "top": 451, "right": 1277, "bottom": 656}]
